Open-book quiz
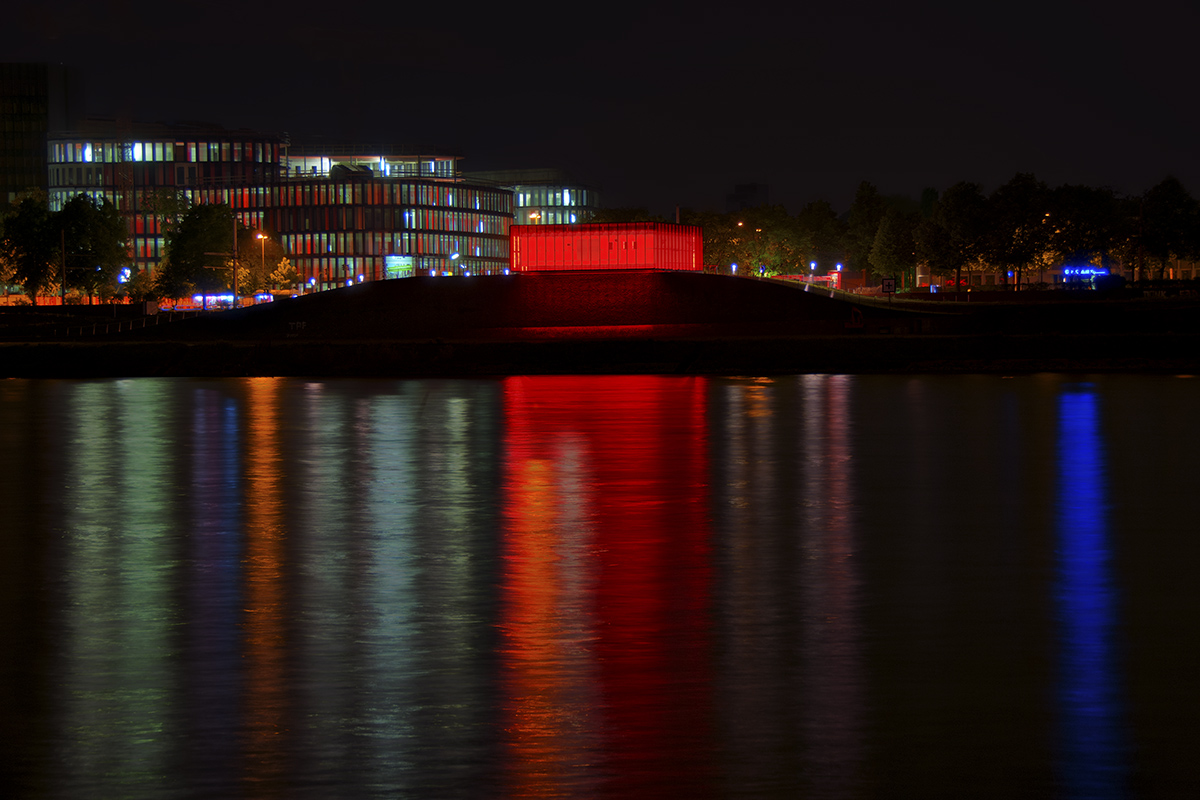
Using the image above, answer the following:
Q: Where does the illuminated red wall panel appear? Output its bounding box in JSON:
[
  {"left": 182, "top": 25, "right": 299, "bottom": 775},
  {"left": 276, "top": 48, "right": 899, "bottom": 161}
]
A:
[{"left": 510, "top": 222, "right": 703, "bottom": 272}]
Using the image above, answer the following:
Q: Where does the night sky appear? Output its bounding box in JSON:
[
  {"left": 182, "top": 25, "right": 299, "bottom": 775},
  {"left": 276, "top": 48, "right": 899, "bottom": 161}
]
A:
[{"left": 5, "top": 0, "right": 1198, "bottom": 216}]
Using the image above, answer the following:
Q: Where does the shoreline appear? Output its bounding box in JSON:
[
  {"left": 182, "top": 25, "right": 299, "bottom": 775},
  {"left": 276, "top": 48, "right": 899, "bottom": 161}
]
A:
[
  {"left": 4, "top": 331, "right": 1198, "bottom": 378},
  {"left": 4, "top": 273, "right": 1199, "bottom": 378}
]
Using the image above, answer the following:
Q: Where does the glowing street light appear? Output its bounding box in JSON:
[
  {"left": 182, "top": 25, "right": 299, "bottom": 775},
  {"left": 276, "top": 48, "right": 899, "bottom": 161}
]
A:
[{"left": 256, "top": 232, "right": 267, "bottom": 290}]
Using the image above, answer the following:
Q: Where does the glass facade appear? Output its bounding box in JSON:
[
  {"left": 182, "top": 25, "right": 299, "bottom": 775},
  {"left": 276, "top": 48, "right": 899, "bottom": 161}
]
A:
[
  {"left": 275, "top": 177, "right": 511, "bottom": 287},
  {"left": 47, "top": 125, "right": 283, "bottom": 273},
  {"left": 465, "top": 169, "right": 601, "bottom": 227},
  {"left": 511, "top": 184, "right": 597, "bottom": 225},
  {"left": 46, "top": 125, "right": 513, "bottom": 285}
]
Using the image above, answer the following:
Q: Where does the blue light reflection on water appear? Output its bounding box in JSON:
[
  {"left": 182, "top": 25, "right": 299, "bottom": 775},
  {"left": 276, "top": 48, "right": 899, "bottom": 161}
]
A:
[
  {"left": 186, "top": 390, "right": 244, "bottom": 793},
  {"left": 1055, "top": 385, "right": 1128, "bottom": 798}
]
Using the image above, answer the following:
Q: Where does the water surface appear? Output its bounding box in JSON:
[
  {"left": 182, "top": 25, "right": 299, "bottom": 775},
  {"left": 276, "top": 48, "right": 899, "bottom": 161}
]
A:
[{"left": 2, "top": 374, "right": 1198, "bottom": 798}]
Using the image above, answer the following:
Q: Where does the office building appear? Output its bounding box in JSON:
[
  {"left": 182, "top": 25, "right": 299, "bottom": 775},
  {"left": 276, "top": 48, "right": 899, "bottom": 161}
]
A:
[
  {"left": 1, "top": 62, "right": 84, "bottom": 204},
  {"left": 466, "top": 168, "right": 599, "bottom": 226},
  {"left": 46, "top": 122, "right": 513, "bottom": 286}
]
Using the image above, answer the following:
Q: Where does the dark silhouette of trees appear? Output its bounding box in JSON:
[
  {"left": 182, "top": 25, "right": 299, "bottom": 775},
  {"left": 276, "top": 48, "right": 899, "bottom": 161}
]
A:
[
  {"left": 58, "top": 194, "right": 129, "bottom": 304},
  {"left": 846, "top": 181, "right": 888, "bottom": 279},
  {"left": 916, "top": 182, "right": 988, "bottom": 291},
  {"left": 869, "top": 207, "right": 919, "bottom": 288},
  {"left": 1, "top": 193, "right": 129, "bottom": 305},
  {"left": 156, "top": 203, "right": 240, "bottom": 299},
  {"left": 1043, "top": 184, "right": 1125, "bottom": 273},
  {"left": 983, "top": 174, "right": 1052, "bottom": 290},
  {"left": 1, "top": 198, "right": 57, "bottom": 304},
  {"left": 794, "top": 200, "right": 847, "bottom": 270},
  {"left": 1139, "top": 176, "right": 1200, "bottom": 279}
]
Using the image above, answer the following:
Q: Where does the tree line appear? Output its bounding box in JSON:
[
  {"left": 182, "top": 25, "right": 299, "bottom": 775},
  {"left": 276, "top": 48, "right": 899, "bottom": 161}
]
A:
[
  {"left": 1, "top": 192, "right": 299, "bottom": 305},
  {"left": 0, "top": 193, "right": 129, "bottom": 305},
  {"left": 599, "top": 173, "right": 1200, "bottom": 288},
  {"left": 6, "top": 173, "right": 1198, "bottom": 304}
]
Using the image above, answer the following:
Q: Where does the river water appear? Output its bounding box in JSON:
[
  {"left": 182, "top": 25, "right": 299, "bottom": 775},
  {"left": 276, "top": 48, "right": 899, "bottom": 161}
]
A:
[{"left": 2, "top": 374, "right": 1198, "bottom": 798}]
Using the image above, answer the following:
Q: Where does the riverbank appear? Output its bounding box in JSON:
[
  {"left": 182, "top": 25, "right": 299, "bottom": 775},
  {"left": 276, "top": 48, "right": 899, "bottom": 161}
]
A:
[{"left": 3, "top": 272, "right": 1199, "bottom": 377}]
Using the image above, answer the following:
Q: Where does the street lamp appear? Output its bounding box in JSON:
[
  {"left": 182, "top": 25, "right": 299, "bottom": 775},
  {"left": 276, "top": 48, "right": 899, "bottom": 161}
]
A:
[{"left": 256, "top": 233, "right": 267, "bottom": 293}]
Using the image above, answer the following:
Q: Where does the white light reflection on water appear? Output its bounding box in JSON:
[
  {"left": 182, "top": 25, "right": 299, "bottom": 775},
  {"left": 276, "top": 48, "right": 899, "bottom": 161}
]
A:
[{"left": 57, "top": 380, "right": 177, "bottom": 796}]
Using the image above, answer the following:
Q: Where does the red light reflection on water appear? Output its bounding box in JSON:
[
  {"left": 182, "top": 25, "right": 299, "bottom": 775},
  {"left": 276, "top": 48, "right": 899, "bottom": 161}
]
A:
[{"left": 498, "top": 375, "right": 715, "bottom": 796}]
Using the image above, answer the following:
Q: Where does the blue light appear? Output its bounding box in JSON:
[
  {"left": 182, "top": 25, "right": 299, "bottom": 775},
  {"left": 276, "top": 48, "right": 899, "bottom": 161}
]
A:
[
  {"left": 810, "top": 261, "right": 817, "bottom": 270},
  {"left": 1055, "top": 386, "right": 1128, "bottom": 796},
  {"left": 836, "top": 263, "right": 843, "bottom": 271},
  {"left": 1064, "top": 266, "right": 1109, "bottom": 277}
]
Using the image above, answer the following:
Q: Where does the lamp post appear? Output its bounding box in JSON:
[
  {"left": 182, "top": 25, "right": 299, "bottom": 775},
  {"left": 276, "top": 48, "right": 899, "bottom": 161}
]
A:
[{"left": 257, "top": 233, "right": 267, "bottom": 292}]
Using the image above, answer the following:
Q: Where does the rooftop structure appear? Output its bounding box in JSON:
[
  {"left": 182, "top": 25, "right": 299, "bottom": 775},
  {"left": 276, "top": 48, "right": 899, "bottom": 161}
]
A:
[
  {"left": 466, "top": 168, "right": 600, "bottom": 226},
  {"left": 510, "top": 222, "right": 703, "bottom": 273}
]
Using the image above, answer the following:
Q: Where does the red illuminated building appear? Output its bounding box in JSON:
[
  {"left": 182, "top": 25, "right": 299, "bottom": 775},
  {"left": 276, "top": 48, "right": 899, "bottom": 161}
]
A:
[{"left": 510, "top": 222, "right": 703, "bottom": 273}]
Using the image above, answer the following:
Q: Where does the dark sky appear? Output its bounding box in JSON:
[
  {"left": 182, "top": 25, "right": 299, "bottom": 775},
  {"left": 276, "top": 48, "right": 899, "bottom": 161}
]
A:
[{"left": 5, "top": 0, "right": 1198, "bottom": 216}]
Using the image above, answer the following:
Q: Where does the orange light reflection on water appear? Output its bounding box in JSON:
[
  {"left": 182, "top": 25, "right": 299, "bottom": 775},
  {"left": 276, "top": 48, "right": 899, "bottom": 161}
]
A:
[{"left": 240, "top": 378, "right": 290, "bottom": 794}]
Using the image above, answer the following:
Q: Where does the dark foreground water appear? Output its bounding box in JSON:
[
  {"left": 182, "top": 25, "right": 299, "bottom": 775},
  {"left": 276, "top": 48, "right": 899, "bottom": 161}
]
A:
[{"left": 2, "top": 374, "right": 1199, "bottom": 799}]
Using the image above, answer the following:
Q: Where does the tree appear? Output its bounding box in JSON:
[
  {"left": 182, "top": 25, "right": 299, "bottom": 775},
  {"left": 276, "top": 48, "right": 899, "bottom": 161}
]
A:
[
  {"left": 123, "top": 268, "right": 156, "bottom": 302},
  {"left": 846, "top": 181, "right": 888, "bottom": 279},
  {"left": 156, "top": 204, "right": 239, "bottom": 299},
  {"left": 682, "top": 206, "right": 808, "bottom": 276},
  {"left": 984, "top": 173, "right": 1051, "bottom": 290},
  {"left": 58, "top": 194, "right": 130, "bottom": 304},
  {"left": 869, "top": 208, "right": 918, "bottom": 288},
  {"left": 269, "top": 257, "right": 302, "bottom": 291},
  {"left": 0, "top": 198, "right": 57, "bottom": 305},
  {"left": 1043, "top": 184, "right": 1125, "bottom": 274},
  {"left": 736, "top": 205, "right": 807, "bottom": 276},
  {"left": 1140, "top": 176, "right": 1200, "bottom": 279},
  {"left": 236, "top": 228, "right": 288, "bottom": 294},
  {"left": 794, "top": 200, "right": 847, "bottom": 269},
  {"left": 916, "top": 182, "right": 987, "bottom": 291},
  {"left": 141, "top": 188, "right": 191, "bottom": 238}
]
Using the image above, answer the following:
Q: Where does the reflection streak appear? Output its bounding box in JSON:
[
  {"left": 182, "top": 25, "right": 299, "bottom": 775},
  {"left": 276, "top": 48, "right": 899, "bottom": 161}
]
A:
[
  {"left": 499, "top": 376, "right": 714, "bottom": 797},
  {"left": 1055, "top": 386, "right": 1127, "bottom": 798}
]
